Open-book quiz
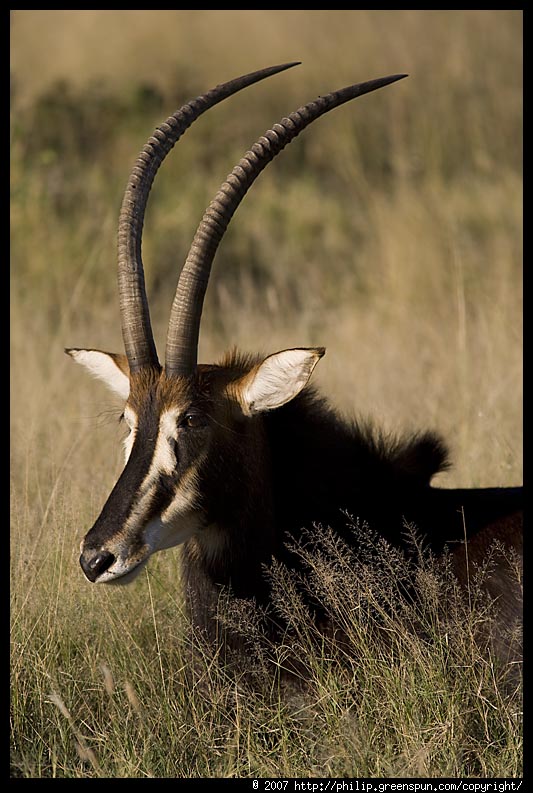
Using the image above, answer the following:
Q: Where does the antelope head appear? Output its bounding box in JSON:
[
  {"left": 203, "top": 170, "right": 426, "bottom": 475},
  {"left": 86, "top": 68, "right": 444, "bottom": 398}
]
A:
[{"left": 67, "top": 66, "right": 406, "bottom": 585}]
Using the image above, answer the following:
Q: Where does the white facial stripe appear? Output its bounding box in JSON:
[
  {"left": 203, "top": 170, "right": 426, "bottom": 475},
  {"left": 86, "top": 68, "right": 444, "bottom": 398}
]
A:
[
  {"left": 119, "top": 408, "right": 203, "bottom": 552},
  {"left": 122, "top": 406, "right": 138, "bottom": 463},
  {"left": 149, "top": 409, "right": 180, "bottom": 478},
  {"left": 123, "top": 406, "right": 137, "bottom": 429},
  {"left": 122, "top": 454, "right": 203, "bottom": 546},
  {"left": 161, "top": 460, "right": 202, "bottom": 523},
  {"left": 124, "top": 406, "right": 179, "bottom": 480}
]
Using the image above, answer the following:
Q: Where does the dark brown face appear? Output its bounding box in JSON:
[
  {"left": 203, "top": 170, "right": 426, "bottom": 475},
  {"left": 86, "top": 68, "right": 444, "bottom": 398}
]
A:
[
  {"left": 79, "top": 368, "right": 220, "bottom": 584},
  {"left": 72, "top": 347, "right": 324, "bottom": 584}
]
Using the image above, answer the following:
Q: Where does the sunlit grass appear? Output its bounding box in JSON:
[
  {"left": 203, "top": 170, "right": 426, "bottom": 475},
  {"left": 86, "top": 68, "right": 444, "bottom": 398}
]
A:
[{"left": 11, "top": 517, "right": 522, "bottom": 777}]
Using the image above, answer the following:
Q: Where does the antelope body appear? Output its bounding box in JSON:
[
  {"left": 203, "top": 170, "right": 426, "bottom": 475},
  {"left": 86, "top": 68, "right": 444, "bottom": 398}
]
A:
[{"left": 67, "top": 65, "right": 522, "bottom": 659}]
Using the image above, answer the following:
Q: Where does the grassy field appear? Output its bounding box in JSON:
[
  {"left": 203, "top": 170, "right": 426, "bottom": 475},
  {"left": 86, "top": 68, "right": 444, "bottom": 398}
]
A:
[{"left": 10, "top": 10, "right": 522, "bottom": 778}]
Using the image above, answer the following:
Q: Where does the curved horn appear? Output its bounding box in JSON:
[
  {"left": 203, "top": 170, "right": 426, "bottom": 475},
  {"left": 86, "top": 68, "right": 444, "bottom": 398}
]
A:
[
  {"left": 165, "top": 74, "right": 407, "bottom": 377},
  {"left": 117, "top": 62, "right": 300, "bottom": 373}
]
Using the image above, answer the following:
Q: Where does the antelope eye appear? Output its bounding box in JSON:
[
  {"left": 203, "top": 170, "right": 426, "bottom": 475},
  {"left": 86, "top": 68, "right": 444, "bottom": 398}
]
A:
[{"left": 181, "top": 412, "right": 206, "bottom": 429}]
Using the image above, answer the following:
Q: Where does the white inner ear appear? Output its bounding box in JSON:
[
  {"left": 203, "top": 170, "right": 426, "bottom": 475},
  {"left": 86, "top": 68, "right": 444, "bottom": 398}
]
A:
[
  {"left": 67, "top": 349, "right": 130, "bottom": 400},
  {"left": 241, "top": 348, "right": 324, "bottom": 416}
]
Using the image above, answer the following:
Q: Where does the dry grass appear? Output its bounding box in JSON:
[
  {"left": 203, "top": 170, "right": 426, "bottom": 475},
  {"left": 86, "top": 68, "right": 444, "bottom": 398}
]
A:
[{"left": 11, "top": 10, "right": 522, "bottom": 778}]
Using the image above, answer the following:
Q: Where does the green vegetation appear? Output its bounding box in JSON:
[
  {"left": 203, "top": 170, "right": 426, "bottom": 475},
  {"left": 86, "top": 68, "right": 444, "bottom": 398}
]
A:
[{"left": 11, "top": 10, "right": 522, "bottom": 778}]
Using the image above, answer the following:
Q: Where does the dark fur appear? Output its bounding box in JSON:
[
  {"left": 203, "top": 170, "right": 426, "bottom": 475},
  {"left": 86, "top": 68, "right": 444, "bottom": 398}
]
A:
[{"left": 180, "top": 352, "right": 522, "bottom": 659}]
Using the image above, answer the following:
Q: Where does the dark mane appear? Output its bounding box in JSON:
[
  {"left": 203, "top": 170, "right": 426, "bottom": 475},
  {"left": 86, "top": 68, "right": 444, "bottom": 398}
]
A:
[
  {"left": 218, "top": 347, "right": 449, "bottom": 484},
  {"left": 183, "top": 356, "right": 476, "bottom": 633}
]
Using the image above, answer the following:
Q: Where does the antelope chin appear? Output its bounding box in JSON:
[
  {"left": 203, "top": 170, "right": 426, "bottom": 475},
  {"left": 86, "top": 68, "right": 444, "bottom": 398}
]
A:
[{"left": 104, "top": 558, "right": 150, "bottom": 586}]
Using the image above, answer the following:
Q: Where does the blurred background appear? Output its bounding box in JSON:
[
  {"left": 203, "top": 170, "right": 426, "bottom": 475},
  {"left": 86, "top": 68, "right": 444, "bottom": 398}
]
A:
[{"left": 11, "top": 7, "right": 522, "bottom": 563}]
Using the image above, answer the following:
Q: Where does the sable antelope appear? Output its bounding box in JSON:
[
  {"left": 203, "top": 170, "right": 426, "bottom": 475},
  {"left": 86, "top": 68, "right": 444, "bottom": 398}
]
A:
[{"left": 67, "top": 64, "right": 522, "bottom": 660}]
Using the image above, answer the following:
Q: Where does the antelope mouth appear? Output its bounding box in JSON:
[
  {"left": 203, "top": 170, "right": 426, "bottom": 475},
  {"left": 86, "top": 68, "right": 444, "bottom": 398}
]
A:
[
  {"left": 104, "top": 558, "right": 150, "bottom": 586},
  {"left": 79, "top": 549, "right": 151, "bottom": 585},
  {"left": 79, "top": 514, "right": 202, "bottom": 585}
]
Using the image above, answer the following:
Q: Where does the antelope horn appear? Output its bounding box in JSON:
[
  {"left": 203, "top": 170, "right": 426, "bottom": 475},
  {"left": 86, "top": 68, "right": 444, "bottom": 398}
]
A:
[
  {"left": 165, "top": 74, "right": 407, "bottom": 377},
  {"left": 116, "top": 62, "right": 300, "bottom": 373}
]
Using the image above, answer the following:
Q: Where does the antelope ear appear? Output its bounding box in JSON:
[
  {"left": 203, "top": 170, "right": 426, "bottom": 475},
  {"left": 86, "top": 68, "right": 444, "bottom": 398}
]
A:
[
  {"left": 239, "top": 347, "right": 325, "bottom": 416},
  {"left": 65, "top": 348, "right": 130, "bottom": 400}
]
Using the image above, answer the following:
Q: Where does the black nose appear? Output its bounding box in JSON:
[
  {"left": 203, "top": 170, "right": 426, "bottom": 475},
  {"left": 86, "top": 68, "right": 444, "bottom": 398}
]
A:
[{"left": 80, "top": 550, "right": 115, "bottom": 582}]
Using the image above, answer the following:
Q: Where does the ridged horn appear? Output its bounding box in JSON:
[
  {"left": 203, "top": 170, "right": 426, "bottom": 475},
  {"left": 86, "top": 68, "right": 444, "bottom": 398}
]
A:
[
  {"left": 116, "top": 62, "right": 300, "bottom": 373},
  {"left": 165, "top": 73, "right": 407, "bottom": 377}
]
